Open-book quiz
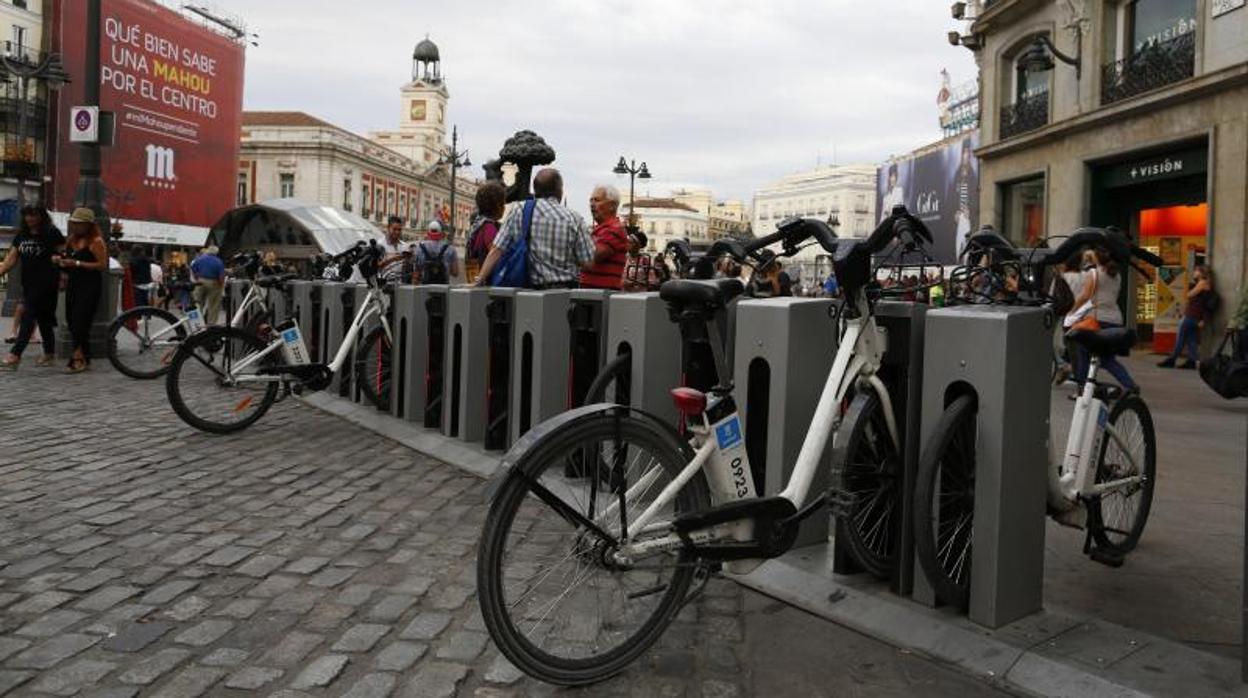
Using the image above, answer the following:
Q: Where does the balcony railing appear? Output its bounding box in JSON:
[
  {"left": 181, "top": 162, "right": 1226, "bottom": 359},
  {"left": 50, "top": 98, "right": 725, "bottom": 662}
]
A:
[
  {"left": 1101, "top": 32, "right": 1195, "bottom": 106},
  {"left": 999, "top": 89, "right": 1049, "bottom": 139}
]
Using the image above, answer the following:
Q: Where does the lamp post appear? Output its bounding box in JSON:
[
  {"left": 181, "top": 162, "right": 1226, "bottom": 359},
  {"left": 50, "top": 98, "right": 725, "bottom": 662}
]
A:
[
  {"left": 0, "top": 41, "right": 70, "bottom": 211},
  {"left": 436, "top": 125, "right": 470, "bottom": 238},
  {"left": 612, "top": 156, "right": 651, "bottom": 235},
  {"left": 1017, "top": 32, "right": 1082, "bottom": 81}
]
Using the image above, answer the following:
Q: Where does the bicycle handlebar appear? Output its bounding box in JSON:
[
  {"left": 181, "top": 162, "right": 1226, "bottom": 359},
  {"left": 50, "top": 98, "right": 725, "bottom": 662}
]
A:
[{"left": 1039, "top": 227, "right": 1164, "bottom": 269}]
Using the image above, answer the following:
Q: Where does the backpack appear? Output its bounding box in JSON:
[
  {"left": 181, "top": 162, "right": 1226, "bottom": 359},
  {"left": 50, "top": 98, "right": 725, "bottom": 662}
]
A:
[
  {"left": 1200, "top": 333, "right": 1248, "bottom": 399},
  {"left": 1050, "top": 272, "right": 1075, "bottom": 316},
  {"left": 419, "top": 242, "right": 450, "bottom": 285}
]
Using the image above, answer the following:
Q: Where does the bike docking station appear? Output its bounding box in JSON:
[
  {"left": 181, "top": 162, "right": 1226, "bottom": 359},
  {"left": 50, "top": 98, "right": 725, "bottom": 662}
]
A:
[
  {"left": 443, "top": 287, "right": 491, "bottom": 443},
  {"left": 913, "top": 304, "right": 1051, "bottom": 628},
  {"left": 484, "top": 288, "right": 519, "bottom": 451},
  {"left": 604, "top": 292, "right": 681, "bottom": 421},
  {"left": 350, "top": 283, "right": 380, "bottom": 407},
  {"left": 731, "top": 297, "right": 837, "bottom": 546},
  {"left": 323, "top": 281, "right": 355, "bottom": 398},
  {"left": 509, "top": 290, "right": 572, "bottom": 445},
  {"left": 288, "top": 280, "right": 321, "bottom": 363},
  {"left": 566, "top": 290, "right": 613, "bottom": 408},
  {"left": 404, "top": 285, "right": 449, "bottom": 428}
]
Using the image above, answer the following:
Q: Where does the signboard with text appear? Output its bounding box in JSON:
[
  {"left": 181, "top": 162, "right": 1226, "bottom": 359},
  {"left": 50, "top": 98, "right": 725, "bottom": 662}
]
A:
[{"left": 50, "top": 0, "right": 245, "bottom": 227}]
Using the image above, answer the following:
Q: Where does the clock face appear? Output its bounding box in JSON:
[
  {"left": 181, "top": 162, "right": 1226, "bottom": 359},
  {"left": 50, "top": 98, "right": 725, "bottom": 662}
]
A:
[{"left": 410, "top": 100, "right": 427, "bottom": 121}]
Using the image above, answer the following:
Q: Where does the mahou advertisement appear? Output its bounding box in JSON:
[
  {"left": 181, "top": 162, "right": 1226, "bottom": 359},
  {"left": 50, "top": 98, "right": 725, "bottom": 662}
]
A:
[{"left": 51, "top": 0, "right": 245, "bottom": 227}]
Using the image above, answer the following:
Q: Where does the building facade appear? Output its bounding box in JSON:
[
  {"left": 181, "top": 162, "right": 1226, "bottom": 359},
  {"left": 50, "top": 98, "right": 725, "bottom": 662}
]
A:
[
  {"left": 752, "top": 164, "right": 878, "bottom": 260},
  {"left": 238, "top": 38, "right": 476, "bottom": 242},
  {"left": 971, "top": 0, "right": 1247, "bottom": 349},
  {"left": 0, "top": 0, "right": 49, "bottom": 221},
  {"left": 622, "top": 197, "right": 709, "bottom": 252}
]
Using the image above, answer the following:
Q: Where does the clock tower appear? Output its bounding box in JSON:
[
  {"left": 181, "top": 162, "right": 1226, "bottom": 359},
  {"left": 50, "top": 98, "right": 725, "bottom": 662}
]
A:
[{"left": 373, "top": 36, "right": 449, "bottom": 166}]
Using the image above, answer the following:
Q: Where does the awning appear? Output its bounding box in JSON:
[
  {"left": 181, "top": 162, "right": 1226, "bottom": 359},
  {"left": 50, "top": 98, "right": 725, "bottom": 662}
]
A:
[
  {"left": 208, "top": 199, "right": 383, "bottom": 256},
  {"left": 50, "top": 212, "right": 209, "bottom": 248}
]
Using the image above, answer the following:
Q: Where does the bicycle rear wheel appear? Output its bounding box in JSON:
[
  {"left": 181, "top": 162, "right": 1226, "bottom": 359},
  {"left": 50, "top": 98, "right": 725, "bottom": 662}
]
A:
[
  {"left": 477, "top": 412, "right": 710, "bottom": 685},
  {"left": 166, "top": 326, "right": 279, "bottom": 434},
  {"left": 1087, "top": 395, "right": 1156, "bottom": 554},
  {"left": 584, "top": 352, "right": 632, "bottom": 405},
  {"left": 355, "top": 327, "right": 392, "bottom": 411},
  {"left": 833, "top": 390, "right": 901, "bottom": 579},
  {"left": 107, "top": 306, "right": 186, "bottom": 379},
  {"left": 913, "top": 394, "right": 977, "bottom": 610}
]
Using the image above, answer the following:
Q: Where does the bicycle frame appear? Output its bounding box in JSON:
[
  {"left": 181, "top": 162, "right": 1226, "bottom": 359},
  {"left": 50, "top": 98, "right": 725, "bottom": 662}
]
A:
[
  {"left": 134, "top": 281, "right": 268, "bottom": 348},
  {"left": 617, "top": 294, "right": 901, "bottom": 561}
]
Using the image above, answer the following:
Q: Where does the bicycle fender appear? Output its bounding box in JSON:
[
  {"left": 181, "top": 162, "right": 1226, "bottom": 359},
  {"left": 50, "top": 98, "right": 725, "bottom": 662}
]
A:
[{"left": 481, "top": 402, "right": 694, "bottom": 504}]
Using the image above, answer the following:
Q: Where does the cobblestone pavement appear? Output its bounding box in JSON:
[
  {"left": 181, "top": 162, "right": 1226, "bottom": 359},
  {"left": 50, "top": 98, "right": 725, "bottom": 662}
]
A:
[{"left": 0, "top": 364, "right": 1012, "bottom": 697}]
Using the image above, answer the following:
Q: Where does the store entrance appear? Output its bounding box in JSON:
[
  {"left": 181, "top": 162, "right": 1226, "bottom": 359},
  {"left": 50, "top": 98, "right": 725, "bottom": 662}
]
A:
[{"left": 1089, "top": 140, "right": 1208, "bottom": 354}]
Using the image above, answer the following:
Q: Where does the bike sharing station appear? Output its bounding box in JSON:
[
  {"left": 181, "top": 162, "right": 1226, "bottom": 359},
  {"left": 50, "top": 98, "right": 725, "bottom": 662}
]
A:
[{"left": 149, "top": 218, "right": 1243, "bottom": 697}]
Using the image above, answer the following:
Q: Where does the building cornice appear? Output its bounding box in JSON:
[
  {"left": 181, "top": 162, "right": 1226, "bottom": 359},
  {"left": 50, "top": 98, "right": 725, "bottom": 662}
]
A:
[
  {"left": 971, "top": 0, "right": 1035, "bottom": 34},
  {"left": 241, "top": 140, "right": 469, "bottom": 193},
  {"left": 977, "top": 63, "right": 1248, "bottom": 159}
]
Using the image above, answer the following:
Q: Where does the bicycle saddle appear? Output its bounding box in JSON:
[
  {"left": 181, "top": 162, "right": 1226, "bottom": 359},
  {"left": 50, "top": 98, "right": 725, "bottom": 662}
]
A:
[
  {"left": 659, "top": 278, "right": 745, "bottom": 310},
  {"left": 1065, "top": 326, "right": 1136, "bottom": 355}
]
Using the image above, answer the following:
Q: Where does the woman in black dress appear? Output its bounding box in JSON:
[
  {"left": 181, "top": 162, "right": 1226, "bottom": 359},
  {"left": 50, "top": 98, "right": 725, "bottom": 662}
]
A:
[
  {"left": 0, "top": 206, "right": 65, "bottom": 370},
  {"left": 54, "top": 208, "right": 108, "bottom": 373}
]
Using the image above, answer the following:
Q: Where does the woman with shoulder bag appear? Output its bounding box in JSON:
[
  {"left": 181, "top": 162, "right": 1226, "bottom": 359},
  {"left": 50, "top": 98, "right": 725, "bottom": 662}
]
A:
[
  {"left": 1067, "top": 246, "right": 1138, "bottom": 395},
  {"left": 1160, "top": 265, "right": 1212, "bottom": 369}
]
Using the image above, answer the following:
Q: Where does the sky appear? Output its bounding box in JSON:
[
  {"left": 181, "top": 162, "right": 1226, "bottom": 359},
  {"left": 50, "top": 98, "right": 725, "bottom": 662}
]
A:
[{"left": 219, "top": 0, "right": 976, "bottom": 216}]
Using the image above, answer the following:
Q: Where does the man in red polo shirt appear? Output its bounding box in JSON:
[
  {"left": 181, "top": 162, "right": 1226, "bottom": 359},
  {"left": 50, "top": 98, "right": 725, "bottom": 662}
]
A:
[{"left": 579, "top": 185, "right": 629, "bottom": 290}]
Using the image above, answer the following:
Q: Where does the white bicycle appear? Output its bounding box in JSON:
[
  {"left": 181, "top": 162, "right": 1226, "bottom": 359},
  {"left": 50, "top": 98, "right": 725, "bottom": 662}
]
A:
[
  {"left": 474, "top": 206, "right": 933, "bottom": 685},
  {"left": 106, "top": 253, "right": 287, "bottom": 379},
  {"left": 164, "top": 241, "right": 394, "bottom": 433},
  {"left": 912, "top": 229, "right": 1160, "bottom": 609}
]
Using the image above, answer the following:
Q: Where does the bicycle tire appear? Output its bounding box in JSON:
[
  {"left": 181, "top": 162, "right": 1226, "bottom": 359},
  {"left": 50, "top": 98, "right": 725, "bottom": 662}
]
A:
[
  {"left": 107, "top": 306, "right": 187, "bottom": 379},
  {"left": 833, "top": 390, "right": 901, "bottom": 579},
  {"left": 477, "top": 412, "right": 710, "bottom": 686},
  {"left": 1087, "top": 395, "right": 1156, "bottom": 554},
  {"left": 913, "top": 394, "right": 977, "bottom": 610},
  {"left": 585, "top": 352, "right": 632, "bottom": 405},
  {"left": 165, "top": 326, "right": 279, "bottom": 434},
  {"left": 355, "top": 326, "right": 393, "bottom": 411}
]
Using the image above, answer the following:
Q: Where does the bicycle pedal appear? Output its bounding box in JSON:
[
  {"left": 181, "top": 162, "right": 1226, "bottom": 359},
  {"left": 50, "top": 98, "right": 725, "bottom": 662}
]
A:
[{"left": 1089, "top": 548, "right": 1124, "bottom": 568}]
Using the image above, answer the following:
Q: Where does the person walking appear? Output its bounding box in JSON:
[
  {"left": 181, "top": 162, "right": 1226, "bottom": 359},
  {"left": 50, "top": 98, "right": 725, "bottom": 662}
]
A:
[
  {"left": 1160, "top": 264, "right": 1213, "bottom": 369},
  {"left": 190, "top": 246, "right": 226, "bottom": 324},
  {"left": 1069, "top": 246, "right": 1138, "bottom": 393},
  {"left": 55, "top": 208, "right": 108, "bottom": 373},
  {"left": 130, "top": 245, "right": 152, "bottom": 306},
  {"left": 475, "top": 168, "right": 593, "bottom": 290},
  {"left": 465, "top": 182, "right": 505, "bottom": 283},
  {"left": 378, "top": 216, "right": 415, "bottom": 284},
  {"left": 413, "top": 220, "right": 459, "bottom": 284},
  {"left": 579, "top": 185, "right": 629, "bottom": 290},
  {"left": 0, "top": 206, "right": 65, "bottom": 370}
]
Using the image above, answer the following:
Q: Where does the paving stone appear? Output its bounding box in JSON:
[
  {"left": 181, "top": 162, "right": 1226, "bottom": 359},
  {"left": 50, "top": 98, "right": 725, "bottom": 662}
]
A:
[
  {"left": 341, "top": 672, "right": 398, "bottom": 698},
  {"left": 0, "top": 636, "right": 31, "bottom": 662},
  {"left": 290, "top": 653, "right": 350, "bottom": 689},
  {"left": 9, "top": 633, "right": 99, "bottom": 669},
  {"left": 139, "top": 580, "right": 198, "bottom": 605},
  {"left": 483, "top": 653, "right": 525, "bottom": 685},
  {"left": 247, "top": 574, "right": 300, "bottom": 598},
  {"left": 235, "top": 554, "right": 286, "bottom": 577},
  {"left": 15, "top": 609, "right": 87, "bottom": 637},
  {"left": 75, "top": 585, "right": 142, "bottom": 612},
  {"left": 148, "top": 666, "right": 225, "bottom": 698},
  {"left": 119, "top": 648, "right": 192, "bottom": 685},
  {"left": 260, "top": 631, "right": 323, "bottom": 666},
  {"left": 700, "top": 679, "right": 741, "bottom": 698},
  {"left": 199, "top": 647, "right": 249, "bottom": 666},
  {"left": 434, "top": 630, "right": 488, "bottom": 662},
  {"left": 101, "top": 621, "right": 175, "bottom": 653},
  {"left": 427, "top": 584, "right": 473, "bottom": 610},
  {"left": 80, "top": 688, "right": 139, "bottom": 698},
  {"left": 201, "top": 545, "right": 254, "bottom": 567},
  {"left": 400, "top": 661, "right": 469, "bottom": 698},
  {"left": 173, "top": 619, "right": 235, "bottom": 646},
  {"left": 214, "top": 597, "right": 265, "bottom": 619},
  {"left": 30, "top": 659, "right": 116, "bottom": 696},
  {"left": 399, "top": 612, "right": 452, "bottom": 641},
  {"left": 339, "top": 524, "right": 378, "bottom": 541},
  {"left": 0, "top": 670, "right": 33, "bottom": 695},
  {"left": 375, "top": 641, "right": 427, "bottom": 671},
  {"left": 333, "top": 623, "right": 392, "bottom": 652},
  {"left": 59, "top": 567, "right": 123, "bottom": 593},
  {"left": 9, "top": 590, "right": 74, "bottom": 614},
  {"left": 163, "top": 595, "right": 212, "bottom": 621},
  {"left": 283, "top": 556, "right": 330, "bottom": 574},
  {"left": 224, "top": 666, "right": 283, "bottom": 690},
  {"left": 336, "top": 583, "right": 378, "bottom": 606},
  {"left": 309, "top": 566, "right": 357, "bottom": 588},
  {"left": 269, "top": 588, "right": 325, "bottom": 614}
]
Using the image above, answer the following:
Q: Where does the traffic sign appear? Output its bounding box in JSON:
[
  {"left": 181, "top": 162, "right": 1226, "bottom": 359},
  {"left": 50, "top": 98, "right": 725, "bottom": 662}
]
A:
[{"left": 69, "top": 106, "right": 99, "bottom": 143}]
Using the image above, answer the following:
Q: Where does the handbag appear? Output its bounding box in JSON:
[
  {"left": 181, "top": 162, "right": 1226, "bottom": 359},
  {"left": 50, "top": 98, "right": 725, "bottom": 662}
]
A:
[
  {"left": 1067, "top": 268, "right": 1101, "bottom": 333},
  {"left": 1199, "top": 333, "right": 1248, "bottom": 399},
  {"left": 490, "top": 199, "right": 535, "bottom": 288}
]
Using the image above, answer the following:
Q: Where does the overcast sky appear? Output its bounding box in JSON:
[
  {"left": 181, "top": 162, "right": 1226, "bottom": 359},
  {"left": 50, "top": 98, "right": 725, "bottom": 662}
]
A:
[{"left": 221, "top": 0, "right": 975, "bottom": 216}]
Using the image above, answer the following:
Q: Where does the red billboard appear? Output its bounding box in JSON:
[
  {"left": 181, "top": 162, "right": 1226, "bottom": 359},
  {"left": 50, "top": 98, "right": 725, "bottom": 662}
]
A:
[{"left": 50, "top": 0, "right": 245, "bottom": 227}]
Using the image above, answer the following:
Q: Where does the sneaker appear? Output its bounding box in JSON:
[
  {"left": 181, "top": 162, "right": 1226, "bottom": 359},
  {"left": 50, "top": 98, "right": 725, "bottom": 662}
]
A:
[
  {"left": 1178, "top": 361, "right": 1197, "bottom": 370},
  {"left": 34, "top": 355, "right": 54, "bottom": 367},
  {"left": 1157, "top": 359, "right": 1175, "bottom": 368}
]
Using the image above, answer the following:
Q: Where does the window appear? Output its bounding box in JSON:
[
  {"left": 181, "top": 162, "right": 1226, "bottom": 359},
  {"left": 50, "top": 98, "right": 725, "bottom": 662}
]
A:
[
  {"left": 236, "top": 172, "right": 248, "bottom": 206},
  {"left": 11, "top": 25, "right": 26, "bottom": 53},
  {"left": 279, "top": 173, "right": 295, "bottom": 198},
  {"left": 1001, "top": 176, "right": 1046, "bottom": 247},
  {"left": 343, "top": 178, "right": 352, "bottom": 211},
  {"left": 361, "top": 185, "right": 371, "bottom": 216},
  {"left": 1129, "top": 0, "right": 1196, "bottom": 55}
]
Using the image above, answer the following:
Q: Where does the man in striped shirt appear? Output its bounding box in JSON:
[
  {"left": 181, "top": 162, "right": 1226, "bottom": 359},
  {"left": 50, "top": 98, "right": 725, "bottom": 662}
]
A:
[{"left": 579, "top": 185, "right": 629, "bottom": 290}]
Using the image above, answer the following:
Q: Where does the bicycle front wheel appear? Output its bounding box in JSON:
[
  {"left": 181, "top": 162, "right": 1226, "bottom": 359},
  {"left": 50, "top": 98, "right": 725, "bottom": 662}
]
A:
[
  {"left": 584, "top": 352, "right": 632, "bottom": 405},
  {"left": 1087, "top": 395, "right": 1156, "bottom": 554},
  {"left": 834, "top": 390, "right": 901, "bottom": 579},
  {"left": 913, "top": 394, "right": 977, "bottom": 610},
  {"left": 108, "top": 306, "right": 186, "bottom": 379},
  {"left": 355, "top": 327, "right": 392, "bottom": 411},
  {"left": 477, "top": 412, "right": 710, "bottom": 686},
  {"left": 166, "top": 326, "right": 279, "bottom": 434}
]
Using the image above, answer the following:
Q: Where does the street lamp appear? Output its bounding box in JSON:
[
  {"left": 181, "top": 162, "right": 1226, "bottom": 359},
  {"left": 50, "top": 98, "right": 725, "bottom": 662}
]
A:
[
  {"left": 612, "top": 156, "right": 651, "bottom": 235},
  {"left": 0, "top": 41, "right": 71, "bottom": 211},
  {"left": 436, "top": 124, "right": 470, "bottom": 238},
  {"left": 1017, "top": 32, "right": 1082, "bottom": 80}
]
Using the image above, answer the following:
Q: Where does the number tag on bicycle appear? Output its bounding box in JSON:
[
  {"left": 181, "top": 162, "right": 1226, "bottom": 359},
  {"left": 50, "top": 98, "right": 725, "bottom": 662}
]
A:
[
  {"left": 708, "top": 413, "right": 756, "bottom": 501},
  {"left": 276, "top": 320, "right": 311, "bottom": 365},
  {"left": 186, "top": 308, "right": 205, "bottom": 332}
]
